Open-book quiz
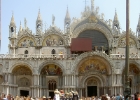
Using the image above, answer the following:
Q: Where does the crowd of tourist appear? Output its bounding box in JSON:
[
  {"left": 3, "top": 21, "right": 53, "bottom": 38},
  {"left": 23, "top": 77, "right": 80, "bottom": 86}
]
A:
[{"left": 0, "top": 91, "right": 140, "bottom": 100}]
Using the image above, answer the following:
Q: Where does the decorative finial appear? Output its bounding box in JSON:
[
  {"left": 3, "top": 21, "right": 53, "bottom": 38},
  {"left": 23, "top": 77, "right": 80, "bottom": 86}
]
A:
[
  {"left": 37, "top": 8, "right": 42, "bottom": 21},
  {"left": 19, "top": 21, "right": 22, "bottom": 32},
  {"left": 91, "top": 0, "right": 94, "bottom": 12},
  {"left": 10, "top": 11, "right": 15, "bottom": 25},
  {"left": 24, "top": 18, "right": 27, "bottom": 29},
  {"left": 52, "top": 14, "right": 55, "bottom": 26},
  {"left": 114, "top": 9, "right": 118, "bottom": 21}
]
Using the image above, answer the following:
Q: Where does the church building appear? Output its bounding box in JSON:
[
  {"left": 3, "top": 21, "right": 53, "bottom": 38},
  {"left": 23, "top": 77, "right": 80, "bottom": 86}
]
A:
[{"left": 0, "top": 0, "right": 140, "bottom": 98}]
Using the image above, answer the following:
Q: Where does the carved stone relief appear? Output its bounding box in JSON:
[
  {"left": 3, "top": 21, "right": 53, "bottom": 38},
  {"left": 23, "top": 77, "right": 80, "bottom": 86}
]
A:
[
  {"left": 66, "top": 62, "right": 71, "bottom": 70},
  {"left": 18, "top": 36, "right": 35, "bottom": 47},
  {"left": 118, "top": 37, "right": 136, "bottom": 47},
  {"left": 12, "top": 66, "right": 32, "bottom": 75},
  {"left": 87, "top": 79, "right": 97, "bottom": 86},
  {"left": 18, "top": 77, "right": 30, "bottom": 87}
]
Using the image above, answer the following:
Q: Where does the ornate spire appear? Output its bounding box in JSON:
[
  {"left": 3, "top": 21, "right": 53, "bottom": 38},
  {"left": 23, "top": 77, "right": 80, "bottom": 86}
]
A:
[
  {"left": 91, "top": 0, "right": 94, "bottom": 12},
  {"left": 137, "top": 14, "right": 140, "bottom": 27},
  {"left": 24, "top": 18, "right": 27, "bottom": 29},
  {"left": 113, "top": 9, "right": 120, "bottom": 29},
  {"left": 136, "top": 14, "right": 140, "bottom": 36},
  {"left": 37, "top": 9, "right": 42, "bottom": 21},
  {"left": 19, "top": 21, "right": 22, "bottom": 32},
  {"left": 114, "top": 9, "right": 118, "bottom": 21},
  {"left": 65, "top": 6, "right": 71, "bottom": 24},
  {"left": 10, "top": 12, "right": 16, "bottom": 26}
]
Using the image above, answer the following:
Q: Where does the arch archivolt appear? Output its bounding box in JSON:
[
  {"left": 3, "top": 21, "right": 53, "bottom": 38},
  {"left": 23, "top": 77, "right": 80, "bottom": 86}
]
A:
[
  {"left": 9, "top": 61, "right": 33, "bottom": 74},
  {"left": 79, "top": 72, "right": 105, "bottom": 88},
  {"left": 122, "top": 61, "right": 140, "bottom": 75},
  {"left": 17, "top": 35, "right": 36, "bottom": 47},
  {"left": 72, "top": 51, "right": 114, "bottom": 75},
  {"left": 42, "top": 33, "right": 66, "bottom": 46},
  {"left": 117, "top": 33, "right": 139, "bottom": 48},
  {"left": 72, "top": 23, "right": 113, "bottom": 46},
  {"left": 18, "top": 77, "right": 31, "bottom": 87},
  {"left": 38, "top": 61, "right": 65, "bottom": 75}
]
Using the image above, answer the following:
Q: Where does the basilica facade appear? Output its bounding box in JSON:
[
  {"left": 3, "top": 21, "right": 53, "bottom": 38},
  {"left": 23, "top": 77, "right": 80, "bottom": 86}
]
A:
[{"left": 0, "top": 0, "right": 140, "bottom": 98}]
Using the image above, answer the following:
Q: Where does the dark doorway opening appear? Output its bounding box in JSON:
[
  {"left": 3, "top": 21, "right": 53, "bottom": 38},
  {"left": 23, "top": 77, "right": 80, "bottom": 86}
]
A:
[
  {"left": 49, "top": 92, "right": 54, "bottom": 99},
  {"left": 20, "top": 90, "right": 29, "bottom": 97},
  {"left": 87, "top": 86, "right": 97, "bottom": 97}
]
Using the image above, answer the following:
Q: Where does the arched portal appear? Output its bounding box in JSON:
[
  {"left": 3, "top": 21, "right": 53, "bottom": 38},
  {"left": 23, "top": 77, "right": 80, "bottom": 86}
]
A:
[
  {"left": 122, "top": 63, "right": 140, "bottom": 93},
  {"left": 12, "top": 65, "right": 32, "bottom": 96},
  {"left": 40, "top": 64, "right": 63, "bottom": 98},
  {"left": 77, "top": 55, "right": 112, "bottom": 96},
  {"left": 85, "top": 76, "right": 102, "bottom": 97}
]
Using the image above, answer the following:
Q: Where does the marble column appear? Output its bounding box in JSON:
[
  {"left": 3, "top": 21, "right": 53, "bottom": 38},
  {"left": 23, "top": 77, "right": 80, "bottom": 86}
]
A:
[{"left": 65, "top": 76, "right": 66, "bottom": 86}]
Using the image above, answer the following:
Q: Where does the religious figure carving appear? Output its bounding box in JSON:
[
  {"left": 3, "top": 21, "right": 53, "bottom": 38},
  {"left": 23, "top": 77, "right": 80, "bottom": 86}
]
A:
[
  {"left": 79, "top": 59, "right": 107, "bottom": 75},
  {"left": 109, "top": 19, "right": 112, "bottom": 26},
  {"left": 101, "top": 13, "right": 105, "bottom": 20},
  {"left": 18, "top": 77, "right": 30, "bottom": 87},
  {"left": 20, "top": 39, "right": 34, "bottom": 47},
  {"left": 41, "top": 65, "right": 62, "bottom": 75},
  {"left": 118, "top": 38, "right": 136, "bottom": 47}
]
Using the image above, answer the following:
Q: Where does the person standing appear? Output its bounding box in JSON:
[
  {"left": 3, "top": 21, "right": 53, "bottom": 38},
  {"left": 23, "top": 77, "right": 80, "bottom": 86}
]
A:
[
  {"left": 115, "top": 94, "right": 122, "bottom": 100},
  {"left": 54, "top": 89, "right": 60, "bottom": 100},
  {"left": 138, "top": 94, "right": 140, "bottom": 100}
]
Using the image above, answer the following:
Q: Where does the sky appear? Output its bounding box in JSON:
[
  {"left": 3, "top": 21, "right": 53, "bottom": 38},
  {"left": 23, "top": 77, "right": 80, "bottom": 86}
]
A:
[{"left": 1, "top": 0, "right": 140, "bottom": 54}]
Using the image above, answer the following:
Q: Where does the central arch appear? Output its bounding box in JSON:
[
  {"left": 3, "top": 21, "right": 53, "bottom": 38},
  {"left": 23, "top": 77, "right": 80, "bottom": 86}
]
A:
[
  {"left": 39, "top": 61, "right": 64, "bottom": 98},
  {"left": 74, "top": 52, "right": 113, "bottom": 96}
]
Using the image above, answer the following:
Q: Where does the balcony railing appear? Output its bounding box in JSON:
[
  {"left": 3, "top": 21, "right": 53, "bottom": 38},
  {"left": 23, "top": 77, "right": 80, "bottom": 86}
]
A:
[
  {"left": 0, "top": 54, "right": 78, "bottom": 60},
  {"left": 0, "top": 53, "right": 139, "bottom": 59},
  {"left": 110, "top": 53, "right": 140, "bottom": 59}
]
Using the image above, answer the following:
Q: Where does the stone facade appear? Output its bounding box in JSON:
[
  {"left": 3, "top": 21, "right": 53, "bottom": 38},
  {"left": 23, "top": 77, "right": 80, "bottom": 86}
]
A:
[{"left": 0, "top": 0, "right": 140, "bottom": 98}]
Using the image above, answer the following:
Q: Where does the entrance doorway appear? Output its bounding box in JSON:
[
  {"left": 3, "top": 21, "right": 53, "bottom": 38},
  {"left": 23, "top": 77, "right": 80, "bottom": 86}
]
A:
[
  {"left": 87, "top": 86, "right": 97, "bottom": 97},
  {"left": 49, "top": 92, "right": 54, "bottom": 99},
  {"left": 20, "top": 90, "right": 29, "bottom": 97}
]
